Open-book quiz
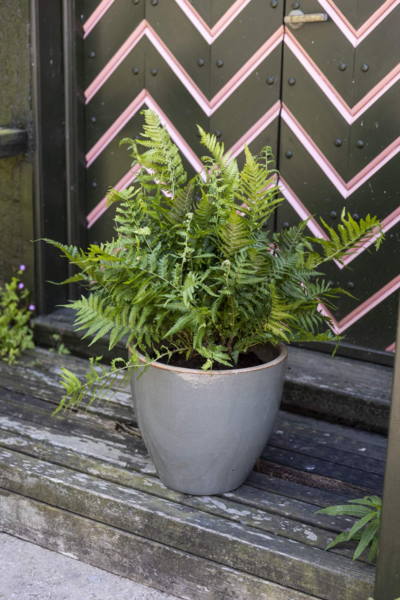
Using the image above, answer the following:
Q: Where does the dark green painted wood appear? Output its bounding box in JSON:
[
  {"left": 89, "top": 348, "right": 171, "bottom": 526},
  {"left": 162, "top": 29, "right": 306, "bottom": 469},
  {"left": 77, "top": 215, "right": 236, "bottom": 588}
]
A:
[
  {"left": 336, "top": 293, "right": 399, "bottom": 356},
  {"left": 0, "top": 128, "right": 28, "bottom": 157},
  {"left": 146, "top": 0, "right": 210, "bottom": 96},
  {"left": 83, "top": 0, "right": 145, "bottom": 89},
  {"left": 331, "top": 0, "right": 357, "bottom": 28},
  {"left": 281, "top": 47, "right": 351, "bottom": 179},
  {"left": 286, "top": 0, "right": 355, "bottom": 108},
  {"left": 277, "top": 119, "right": 400, "bottom": 341},
  {"left": 210, "top": 0, "right": 284, "bottom": 97},
  {"left": 210, "top": 45, "right": 282, "bottom": 152},
  {"left": 31, "top": 0, "right": 70, "bottom": 313},
  {"left": 211, "top": 0, "right": 241, "bottom": 27},
  {"left": 353, "top": 6, "right": 400, "bottom": 105},
  {"left": 356, "top": 0, "right": 389, "bottom": 29},
  {"left": 82, "top": 0, "right": 102, "bottom": 22},
  {"left": 144, "top": 39, "right": 209, "bottom": 156},
  {"left": 347, "top": 150, "right": 400, "bottom": 221},
  {"left": 277, "top": 120, "right": 347, "bottom": 225},
  {"left": 348, "top": 80, "right": 400, "bottom": 179},
  {"left": 86, "top": 111, "right": 146, "bottom": 213},
  {"left": 189, "top": 0, "right": 212, "bottom": 27},
  {"left": 85, "top": 42, "right": 145, "bottom": 151},
  {"left": 374, "top": 297, "right": 400, "bottom": 600}
]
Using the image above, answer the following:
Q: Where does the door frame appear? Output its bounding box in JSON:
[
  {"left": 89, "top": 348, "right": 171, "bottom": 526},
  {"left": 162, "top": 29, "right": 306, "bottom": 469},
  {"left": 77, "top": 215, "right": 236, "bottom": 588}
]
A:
[{"left": 31, "top": 0, "right": 86, "bottom": 314}]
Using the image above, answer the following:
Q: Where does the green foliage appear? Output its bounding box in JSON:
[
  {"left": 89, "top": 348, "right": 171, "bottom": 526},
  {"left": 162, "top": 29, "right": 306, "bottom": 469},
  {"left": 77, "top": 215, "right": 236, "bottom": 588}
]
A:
[
  {"left": 317, "top": 496, "right": 381, "bottom": 562},
  {"left": 42, "top": 109, "right": 384, "bottom": 411},
  {"left": 0, "top": 268, "right": 35, "bottom": 364},
  {"left": 49, "top": 333, "right": 71, "bottom": 356}
]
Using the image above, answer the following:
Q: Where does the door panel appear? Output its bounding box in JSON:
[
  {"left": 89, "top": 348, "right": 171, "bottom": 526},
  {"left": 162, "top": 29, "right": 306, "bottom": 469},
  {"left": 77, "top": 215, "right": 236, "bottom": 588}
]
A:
[{"left": 280, "top": 0, "right": 400, "bottom": 358}]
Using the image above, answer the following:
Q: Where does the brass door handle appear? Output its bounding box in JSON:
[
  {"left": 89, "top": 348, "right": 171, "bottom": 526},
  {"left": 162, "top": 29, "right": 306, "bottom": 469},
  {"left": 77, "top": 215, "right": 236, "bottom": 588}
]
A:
[{"left": 284, "top": 10, "right": 328, "bottom": 30}]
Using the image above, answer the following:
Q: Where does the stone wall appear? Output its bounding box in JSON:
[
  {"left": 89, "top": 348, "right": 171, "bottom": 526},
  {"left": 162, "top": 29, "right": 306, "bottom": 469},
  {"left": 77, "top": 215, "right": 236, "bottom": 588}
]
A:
[{"left": 0, "top": 0, "right": 34, "bottom": 293}]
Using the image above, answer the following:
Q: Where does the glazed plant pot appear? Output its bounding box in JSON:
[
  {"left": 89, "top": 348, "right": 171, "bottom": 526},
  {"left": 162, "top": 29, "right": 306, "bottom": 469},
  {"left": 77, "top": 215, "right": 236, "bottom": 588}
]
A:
[{"left": 130, "top": 343, "right": 288, "bottom": 495}]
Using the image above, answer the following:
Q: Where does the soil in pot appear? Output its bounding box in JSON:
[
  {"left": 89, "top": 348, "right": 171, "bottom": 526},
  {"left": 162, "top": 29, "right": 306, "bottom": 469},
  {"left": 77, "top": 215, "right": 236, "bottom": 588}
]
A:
[{"left": 157, "top": 344, "right": 280, "bottom": 370}]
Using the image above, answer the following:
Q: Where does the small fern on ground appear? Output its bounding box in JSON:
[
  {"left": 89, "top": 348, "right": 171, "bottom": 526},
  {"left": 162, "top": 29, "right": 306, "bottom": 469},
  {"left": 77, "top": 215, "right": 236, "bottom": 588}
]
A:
[
  {"left": 42, "top": 109, "right": 384, "bottom": 412},
  {"left": 317, "top": 496, "right": 381, "bottom": 562}
]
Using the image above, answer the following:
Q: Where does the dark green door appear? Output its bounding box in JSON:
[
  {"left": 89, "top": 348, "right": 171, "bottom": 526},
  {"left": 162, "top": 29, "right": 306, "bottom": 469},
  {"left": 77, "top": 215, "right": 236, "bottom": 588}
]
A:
[{"left": 80, "top": 0, "right": 400, "bottom": 362}]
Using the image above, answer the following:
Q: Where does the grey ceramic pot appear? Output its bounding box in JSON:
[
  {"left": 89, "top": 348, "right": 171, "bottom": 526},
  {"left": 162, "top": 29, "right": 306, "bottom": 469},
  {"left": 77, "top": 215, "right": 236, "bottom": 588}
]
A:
[{"left": 130, "top": 343, "right": 288, "bottom": 495}]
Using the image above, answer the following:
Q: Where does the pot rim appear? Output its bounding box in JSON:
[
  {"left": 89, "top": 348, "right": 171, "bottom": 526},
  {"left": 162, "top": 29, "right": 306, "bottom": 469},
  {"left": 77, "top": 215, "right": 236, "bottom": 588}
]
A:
[{"left": 138, "top": 342, "right": 288, "bottom": 375}]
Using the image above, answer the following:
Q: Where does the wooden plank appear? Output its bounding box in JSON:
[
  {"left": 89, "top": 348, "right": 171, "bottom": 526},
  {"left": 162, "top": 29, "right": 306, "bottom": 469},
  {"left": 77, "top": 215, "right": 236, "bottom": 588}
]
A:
[
  {"left": 0, "top": 490, "right": 319, "bottom": 600},
  {"left": 0, "top": 364, "right": 133, "bottom": 423},
  {"left": 0, "top": 385, "right": 385, "bottom": 486},
  {"left": 286, "top": 347, "right": 392, "bottom": 412},
  {"left": 0, "top": 127, "right": 28, "bottom": 157},
  {"left": 0, "top": 394, "right": 145, "bottom": 453},
  {"left": 247, "top": 471, "right": 356, "bottom": 506},
  {"left": 0, "top": 415, "right": 156, "bottom": 475},
  {"left": 0, "top": 428, "right": 364, "bottom": 561},
  {"left": 275, "top": 412, "right": 388, "bottom": 456},
  {"left": 267, "top": 429, "right": 385, "bottom": 476},
  {"left": 260, "top": 446, "right": 383, "bottom": 493},
  {"left": 283, "top": 344, "right": 392, "bottom": 433},
  {"left": 0, "top": 449, "right": 375, "bottom": 599},
  {"left": 0, "top": 428, "right": 356, "bottom": 537}
]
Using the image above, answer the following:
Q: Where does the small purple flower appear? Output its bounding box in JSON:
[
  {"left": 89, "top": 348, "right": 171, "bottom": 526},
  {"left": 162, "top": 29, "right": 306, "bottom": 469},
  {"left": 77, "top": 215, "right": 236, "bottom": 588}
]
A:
[
  {"left": 18, "top": 282, "right": 24, "bottom": 290},
  {"left": 19, "top": 265, "right": 26, "bottom": 271},
  {"left": 29, "top": 304, "right": 36, "bottom": 311}
]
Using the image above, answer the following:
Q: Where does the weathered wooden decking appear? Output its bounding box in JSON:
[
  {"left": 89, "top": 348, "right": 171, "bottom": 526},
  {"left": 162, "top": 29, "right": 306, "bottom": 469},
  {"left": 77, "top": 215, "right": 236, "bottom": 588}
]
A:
[{"left": 0, "top": 348, "right": 388, "bottom": 600}]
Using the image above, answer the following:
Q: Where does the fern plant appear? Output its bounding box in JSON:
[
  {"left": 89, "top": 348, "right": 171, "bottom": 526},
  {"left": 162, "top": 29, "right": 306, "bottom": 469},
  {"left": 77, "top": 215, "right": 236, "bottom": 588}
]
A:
[
  {"left": 317, "top": 496, "right": 381, "bottom": 562},
  {"left": 42, "top": 109, "right": 384, "bottom": 412}
]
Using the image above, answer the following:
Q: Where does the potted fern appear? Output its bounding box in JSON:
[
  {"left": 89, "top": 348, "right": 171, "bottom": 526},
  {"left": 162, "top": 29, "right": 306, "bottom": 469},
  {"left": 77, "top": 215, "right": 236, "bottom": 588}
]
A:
[{"left": 44, "top": 110, "right": 383, "bottom": 495}]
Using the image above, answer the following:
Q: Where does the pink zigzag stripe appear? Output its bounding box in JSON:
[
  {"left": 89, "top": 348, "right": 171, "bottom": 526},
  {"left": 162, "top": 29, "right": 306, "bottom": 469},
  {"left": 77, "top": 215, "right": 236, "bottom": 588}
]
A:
[
  {"left": 86, "top": 96, "right": 280, "bottom": 227},
  {"left": 174, "top": 0, "right": 252, "bottom": 44},
  {"left": 87, "top": 96, "right": 400, "bottom": 249},
  {"left": 84, "top": 17, "right": 399, "bottom": 126},
  {"left": 281, "top": 104, "right": 400, "bottom": 198},
  {"left": 285, "top": 31, "right": 400, "bottom": 124},
  {"left": 386, "top": 342, "right": 396, "bottom": 352},
  {"left": 319, "top": 275, "right": 400, "bottom": 335},
  {"left": 318, "top": 0, "right": 399, "bottom": 46},
  {"left": 83, "top": 0, "right": 115, "bottom": 37},
  {"left": 279, "top": 178, "right": 400, "bottom": 268},
  {"left": 83, "top": 0, "right": 399, "bottom": 46},
  {"left": 84, "top": 0, "right": 252, "bottom": 42},
  {"left": 87, "top": 163, "right": 141, "bottom": 228},
  {"left": 84, "top": 21, "right": 283, "bottom": 113}
]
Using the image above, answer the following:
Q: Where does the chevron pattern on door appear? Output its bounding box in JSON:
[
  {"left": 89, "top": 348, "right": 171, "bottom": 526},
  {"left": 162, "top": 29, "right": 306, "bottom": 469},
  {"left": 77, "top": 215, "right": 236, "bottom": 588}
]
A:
[
  {"left": 82, "top": 0, "right": 284, "bottom": 237},
  {"left": 278, "top": 0, "right": 400, "bottom": 357},
  {"left": 80, "top": 0, "right": 399, "bottom": 360}
]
